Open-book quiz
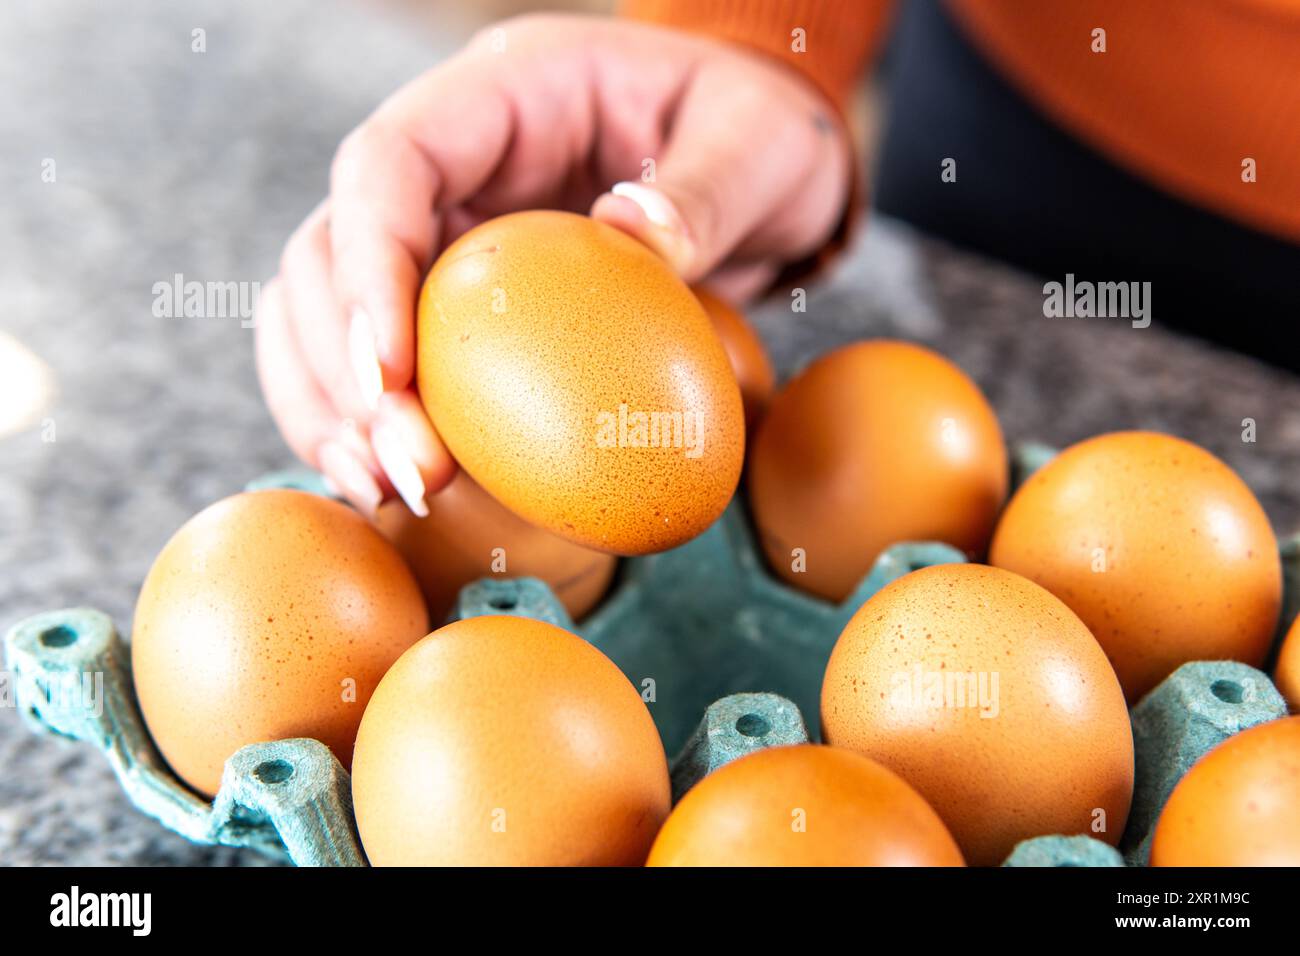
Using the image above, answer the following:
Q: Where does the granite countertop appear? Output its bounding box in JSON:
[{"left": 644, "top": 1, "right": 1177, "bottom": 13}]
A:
[{"left": 3, "top": 0, "right": 1299, "bottom": 866}]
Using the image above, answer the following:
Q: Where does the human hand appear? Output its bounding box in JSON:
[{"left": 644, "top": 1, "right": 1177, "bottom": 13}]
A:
[{"left": 256, "top": 12, "right": 852, "bottom": 516}]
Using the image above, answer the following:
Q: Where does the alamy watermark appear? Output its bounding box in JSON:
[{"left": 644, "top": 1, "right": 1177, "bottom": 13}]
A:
[
  {"left": 890, "top": 664, "right": 1000, "bottom": 719},
  {"left": 1043, "top": 274, "right": 1151, "bottom": 329},
  {"left": 594, "top": 403, "right": 704, "bottom": 459},
  {"left": 50, "top": 886, "right": 151, "bottom": 936},
  {"left": 152, "top": 273, "right": 259, "bottom": 327},
  {"left": 0, "top": 669, "right": 104, "bottom": 719}
]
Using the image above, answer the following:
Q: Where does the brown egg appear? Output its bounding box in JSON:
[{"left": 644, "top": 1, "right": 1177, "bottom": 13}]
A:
[
  {"left": 416, "top": 211, "right": 745, "bottom": 556},
  {"left": 374, "top": 471, "right": 617, "bottom": 623},
  {"left": 132, "top": 489, "right": 429, "bottom": 796},
  {"left": 646, "top": 744, "right": 964, "bottom": 867},
  {"left": 1151, "top": 716, "right": 1300, "bottom": 866},
  {"left": 693, "top": 287, "right": 775, "bottom": 430},
  {"left": 990, "top": 431, "right": 1281, "bottom": 702},
  {"left": 1275, "top": 616, "right": 1300, "bottom": 713},
  {"left": 748, "top": 340, "right": 1007, "bottom": 603},
  {"left": 820, "top": 563, "right": 1133, "bottom": 866},
  {"left": 351, "top": 615, "right": 670, "bottom": 865}
]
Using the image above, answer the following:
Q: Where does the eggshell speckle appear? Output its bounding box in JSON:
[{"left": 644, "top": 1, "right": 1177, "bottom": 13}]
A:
[
  {"left": 820, "top": 563, "right": 1134, "bottom": 866},
  {"left": 351, "top": 615, "right": 670, "bottom": 866},
  {"left": 131, "top": 489, "right": 429, "bottom": 796},
  {"left": 646, "top": 744, "right": 964, "bottom": 866},
  {"left": 374, "top": 471, "right": 617, "bottom": 623},
  {"left": 1151, "top": 716, "right": 1300, "bottom": 866},
  {"left": 416, "top": 211, "right": 745, "bottom": 556},
  {"left": 748, "top": 340, "right": 1007, "bottom": 603},
  {"left": 990, "top": 431, "right": 1281, "bottom": 701}
]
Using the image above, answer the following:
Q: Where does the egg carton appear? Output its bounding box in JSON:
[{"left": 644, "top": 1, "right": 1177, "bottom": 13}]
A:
[{"left": 5, "top": 444, "right": 1295, "bottom": 866}]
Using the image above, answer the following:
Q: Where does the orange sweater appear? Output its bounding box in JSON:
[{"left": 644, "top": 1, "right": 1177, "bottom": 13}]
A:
[{"left": 624, "top": 0, "right": 1300, "bottom": 244}]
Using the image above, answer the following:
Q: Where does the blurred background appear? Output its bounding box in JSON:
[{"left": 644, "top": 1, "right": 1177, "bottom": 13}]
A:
[{"left": 3, "top": 0, "right": 1300, "bottom": 864}]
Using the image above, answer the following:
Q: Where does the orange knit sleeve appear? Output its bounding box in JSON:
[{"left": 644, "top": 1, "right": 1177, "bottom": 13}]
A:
[{"left": 620, "top": 0, "right": 891, "bottom": 111}]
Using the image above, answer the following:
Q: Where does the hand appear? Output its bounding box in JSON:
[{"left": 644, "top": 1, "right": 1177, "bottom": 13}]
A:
[{"left": 256, "top": 12, "right": 852, "bottom": 516}]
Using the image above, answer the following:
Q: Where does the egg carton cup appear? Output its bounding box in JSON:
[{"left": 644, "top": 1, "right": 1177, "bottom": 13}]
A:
[{"left": 5, "top": 444, "right": 1294, "bottom": 866}]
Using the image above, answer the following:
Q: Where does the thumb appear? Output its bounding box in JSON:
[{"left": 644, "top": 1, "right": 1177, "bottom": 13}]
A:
[
  {"left": 591, "top": 78, "right": 847, "bottom": 283},
  {"left": 590, "top": 181, "right": 703, "bottom": 279}
]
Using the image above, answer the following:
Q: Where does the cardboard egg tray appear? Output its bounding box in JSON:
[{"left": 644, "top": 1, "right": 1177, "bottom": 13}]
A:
[{"left": 5, "top": 443, "right": 1296, "bottom": 866}]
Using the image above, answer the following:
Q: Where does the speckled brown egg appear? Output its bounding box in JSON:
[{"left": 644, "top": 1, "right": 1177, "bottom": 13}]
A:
[
  {"left": 990, "top": 431, "right": 1281, "bottom": 702},
  {"left": 374, "top": 471, "right": 617, "bottom": 624},
  {"left": 1275, "top": 617, "right": 1300, "bottom": 713},
  {"left": 646, "top": 744, "right": 964, "bottom": 866},
  {"left": 748, "top": 340, "right": 1007, "bottom": 603},
  {"left": 1151, "top": 716, "right": 1300, "bottom": 866},
  {"left": 131, "top": 489, "right": 429, "bottom": 796},
  {"left": 693, "top": 287, "right": 775, "bottom": 431},
  {"left": 416, "top": 211, "right": 745, "bottom": 556},
  {"left": 351, "top": 615, "right": 670, "bottom": 865},
  {"left": 820, "top": 563, "right": 1134, "bottom": 866}
]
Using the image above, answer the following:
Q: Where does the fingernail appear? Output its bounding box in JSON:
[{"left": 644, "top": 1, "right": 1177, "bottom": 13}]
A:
[
  {"left": 612, "top": 182, "right": 682, "bottom": 229},
  {"left": 349, "top": 307, "right": 384, "bottom": 410},
  {"left": 372, "top": 423, "right": 429, "bottom": 518},
  {"left": 317, "top": 440, "right": 382, "bottom": 516},
  {"left": 610, "top": 182, "right": 694, "bottom": 271}
]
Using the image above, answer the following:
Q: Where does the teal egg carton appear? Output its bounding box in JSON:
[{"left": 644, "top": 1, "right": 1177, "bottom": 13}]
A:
[{"left": 5, "top": 444, "right": 1295, "bottom": 866}]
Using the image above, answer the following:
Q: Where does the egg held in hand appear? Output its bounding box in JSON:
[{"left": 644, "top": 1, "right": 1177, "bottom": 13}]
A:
[
  {"left": 131, "top": 489, "right": 429, "bottom": 796},
  {"left": 748, "top": 340, "right": 1007, "bottom": 603},
  {"left": 990, "top": 431, "right": 1282, "bottom": 701},
  {"left": 375, "top": 471, "right": 617, "bottom": 623},
  {"left": 821, "top": 563, "right": 1134, "bottom": 866},
  {"left": 1151, "top": 715, "right": 1300, "bottom": 866},
  {"left": 351, "top": 614, "right": 671, "bottom": 866},
  {"left": 647, "top": 744, "right": 964, "bottom": 867},
  {"left": 416, "top": 211, "right": 745, "bottom": 556}
]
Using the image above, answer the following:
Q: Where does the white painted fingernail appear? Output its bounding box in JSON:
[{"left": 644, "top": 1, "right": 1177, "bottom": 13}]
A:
[
  {"left": 317, "top": 440, "right": 381, "bottom": 517},
  {"left": 611, "top": 181, "right": 683, "bottom": 231},
  {"left": 372, "top": 423, "right": 429, "bottom": 518},
  {"left": 609, "top": 182, "right": 694, "bottom": 273},
  {"left": 348, "top": 308, "right": 384, "bottom": 410}
]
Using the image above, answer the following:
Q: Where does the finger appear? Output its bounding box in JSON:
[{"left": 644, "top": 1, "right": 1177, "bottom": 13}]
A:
[
  {"left": 590, "top": 66, "right": 848, "bottom": 282},
  {"left": 700, "top": 260, "right": 783, "bottom": 304},
  {"left": 317, "top": 439, "right": 384, "bottom": 518},
  {"left": 280, "top": 203, "right": 375, "bottom": 425},
  {"left": 255, "top": 278, "right": 338, "bottom": 465},
  {"left": 328, "top": 49, "right": 516, "bottom": 403},
  {"left": 370, "top": 390, "right": 458, "bottom": 517},
  {"left": 255, "top": 278, "right": 384, "bottom": 516}
]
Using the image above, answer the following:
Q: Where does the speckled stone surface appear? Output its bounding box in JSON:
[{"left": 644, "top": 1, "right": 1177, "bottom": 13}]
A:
[{"left": 4, "top": 0, "right": 1300, "bottom": 866}]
